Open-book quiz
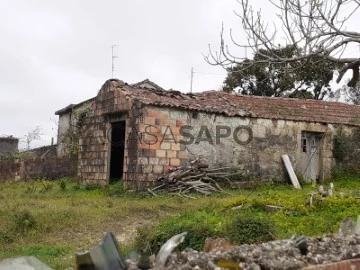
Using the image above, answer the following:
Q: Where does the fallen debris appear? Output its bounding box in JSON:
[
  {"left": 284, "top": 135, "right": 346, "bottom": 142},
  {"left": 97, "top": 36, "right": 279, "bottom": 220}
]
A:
[
  {"left": 148, "top": 158, "right": 236, "bottom": 196},
  {"left": 75, "top": 232, "right": 127, "bottom": 270},
  {"left": 160, "top": 234, "right": 360, "bottom": 270},
  {"left": 154, "top": 232, "right": 188, "bottom": 269}
]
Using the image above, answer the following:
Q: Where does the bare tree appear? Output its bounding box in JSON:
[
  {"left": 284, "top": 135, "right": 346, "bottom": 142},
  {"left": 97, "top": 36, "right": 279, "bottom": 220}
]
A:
[
  {"left": 205, "top": 0, "right": 360, "bottom": 87},
  {"left": 333, "top": 80, "right": 360, "bottom": 104},
  {"left": 23, "top": 126, "right": 43, "bottom": 150}
]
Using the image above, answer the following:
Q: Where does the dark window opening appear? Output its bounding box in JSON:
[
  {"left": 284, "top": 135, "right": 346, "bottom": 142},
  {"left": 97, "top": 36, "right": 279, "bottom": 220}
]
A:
[
  {"left": 110, "top": 121, "right": 126, "bottom": 183},
  {"left": 302, "top": 138, "right": 307, "bottom": 153},
  {"left": 192, "top": 111, "right": 199, "bottom": 119}
]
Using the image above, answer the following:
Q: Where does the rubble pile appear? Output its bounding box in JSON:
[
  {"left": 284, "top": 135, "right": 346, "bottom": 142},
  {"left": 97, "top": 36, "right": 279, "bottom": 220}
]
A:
[
  {"left": 162, "top": 234, "right": 360, "bottom": 270},
  {"left": 125, "top": 234, "right": 360, "bottom": 269}
]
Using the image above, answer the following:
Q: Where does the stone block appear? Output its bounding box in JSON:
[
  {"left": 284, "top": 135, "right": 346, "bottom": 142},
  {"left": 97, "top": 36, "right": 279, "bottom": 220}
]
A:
[
  {"left": 171, "top": 143, "right": 181, "bottom": 151},
  {"left": 167, "top": 150, "right": 177, "bottom": 158},
  {"left": 156, "top": 150, "right": 166, "bottom": 158},
  {"left": 161, "top": 142, "right": 171, "bottom": 150},
  {"left": 149, "top": 157, "right": 159, "bottom": 165},
  {"left": 178, "top": 151, "right": 189, "bottom": 159},
  {"left": 159, "top": 158, "right": 170, "bottom": 165},
  {"left": 153, "top": 165, "right": 164, "bottom": 174},
  {"left": 170, "top": 158, "right": 180, "bottom": 166}
]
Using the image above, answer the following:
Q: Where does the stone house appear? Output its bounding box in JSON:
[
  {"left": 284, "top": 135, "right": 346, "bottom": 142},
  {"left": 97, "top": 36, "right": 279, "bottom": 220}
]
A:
[
  {"left": 55, "top": 79, "right": 360, "bottom": 188},
  {"left": 55, "top": 79, "right": 164, "bottom": 157},
  {"left": 0, "top": 136, "right": 19, "bottom": 157}
]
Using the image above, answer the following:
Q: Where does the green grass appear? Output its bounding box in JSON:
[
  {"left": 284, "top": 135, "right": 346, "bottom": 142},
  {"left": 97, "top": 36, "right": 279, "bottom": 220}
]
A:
[
  {"left": 0, "top": 176, "right": 359, "bottom": 268},
  {"left": 134, "top": 176, "right": 360, "bottom": 253}
]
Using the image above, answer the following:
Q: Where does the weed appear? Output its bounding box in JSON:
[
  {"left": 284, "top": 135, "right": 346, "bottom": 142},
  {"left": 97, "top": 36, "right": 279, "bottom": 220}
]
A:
[
  {"left": 11, "top": 208, "right": 36, "bottom": 232},
  {"left": 225, "top": 214, "right": 275, "bottom": 244},
  {"left": 84, "top": 182, "right": 103, "bottom": 191},
  {"left": 40, "top": 181, "right": 53, "bottom": 192},
  {"left": 0, "top": 230, "right": 13, "bottom": 245},
  {"left": 105, "top": 200, "right": 114, "bottom": 208},
  {"left": 104, "top": 181, "right": 126, "bottom": 197},
  {"left": 72, "top": 184, "right": 80, "bottom": 190},
  {"left": 135, "top": 207, "right": 222, "bottom": 252},
  {"left": 59, "top": 179, "right": 67, "bottom": 191},
  {"left": 25, "top": 184, "right": 37, "bottom": 193}
]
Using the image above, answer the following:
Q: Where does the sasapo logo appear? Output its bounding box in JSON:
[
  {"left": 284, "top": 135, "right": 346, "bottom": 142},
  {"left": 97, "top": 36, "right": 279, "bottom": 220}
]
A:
[{"left": 107, "top": 124, "right": 253, "bottom": 146}]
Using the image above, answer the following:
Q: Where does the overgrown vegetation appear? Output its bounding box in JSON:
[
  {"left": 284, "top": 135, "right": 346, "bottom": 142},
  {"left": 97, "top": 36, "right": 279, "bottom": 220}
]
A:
[
  {"left": 0, "top": 176, "right": 359, "bottom": 268},
  {"left": 134, "top": 177, "right": 360, "bottom": 254},
  {"left": 60, "top": 101, "right": 92, "bottom": 158},
  {"left": 332, "top": 127, "right": 360, "bottom": 178},
  {"left": 333, "top": 127, "right": 350, "bottom": 162}
]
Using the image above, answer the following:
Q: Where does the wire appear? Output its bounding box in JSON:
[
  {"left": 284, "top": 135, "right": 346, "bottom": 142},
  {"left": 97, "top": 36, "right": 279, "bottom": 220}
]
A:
[{"left": 193, "top": 71, "right": 227, "bottom": 76}]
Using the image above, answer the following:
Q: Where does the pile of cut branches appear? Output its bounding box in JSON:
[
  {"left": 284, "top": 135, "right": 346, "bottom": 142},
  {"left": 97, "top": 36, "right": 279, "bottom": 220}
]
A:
[{"left": 147, "top": 159, "right": 237, "bottom": 197}]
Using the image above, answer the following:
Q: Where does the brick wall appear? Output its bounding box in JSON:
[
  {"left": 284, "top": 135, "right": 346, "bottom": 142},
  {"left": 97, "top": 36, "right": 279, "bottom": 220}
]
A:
[
  {"left": 0, "top": 137, "right": 19, "bottom": 157},
  {"left": 78, "top": 79, "right": 132, "bottom": 185},
  {"left": 125, "top": 106, "right": 189, "bottom": 188},
  {"left": 0, "top": 157, "right": 77, "bottom": 181},
  {"left": 77, "top": 79, "right": 190, "bottom": 188}
]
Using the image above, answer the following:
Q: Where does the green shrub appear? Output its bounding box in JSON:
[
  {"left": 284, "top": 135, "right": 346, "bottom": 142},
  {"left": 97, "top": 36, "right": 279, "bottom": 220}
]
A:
[
  {"left": 135, "top": 207, "right": 222, "bottom": 253},
  {"left": 59, "top": 179, "right": 67, "bottom": 191},
  {"left": 225, "top": 214, "right": 275, "bottom": 245},
  {"left": 40, "top": 181, "right": 53, "bottom": 192},
  {"left": 331, "top": 164, "right": 360, "bottom": 179},
  {"left": 104, "top": 181, "right": 126, "bottom": 196},
  {"left": 84, "top": 182, "right": 103, "bottom": 191},
  {"left": 12, "top": 209, "right": 36, "bottom": 232},
  {"left": 0, "top": 230, "right": 14, "bottom": 245}
]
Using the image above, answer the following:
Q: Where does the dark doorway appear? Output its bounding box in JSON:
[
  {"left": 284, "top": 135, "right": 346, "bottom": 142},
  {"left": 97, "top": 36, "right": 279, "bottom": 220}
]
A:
[{"left": 110, "top": 121, "right": 126, "bottom": 182}]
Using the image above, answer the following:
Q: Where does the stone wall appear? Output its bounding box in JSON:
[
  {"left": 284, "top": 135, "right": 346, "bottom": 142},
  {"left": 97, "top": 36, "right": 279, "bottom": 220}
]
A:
[
  {"left": 133, "top": 105, "right": 338, "bottom": 183},
  {"left": 0, "top": 157, "right": 77, "bottom": 181},
  {"left": 0, "top": 136, "right": 19, "bottom": 157},
  {"left": 185, "top": 111, "right": 336, "bottom": 181}
]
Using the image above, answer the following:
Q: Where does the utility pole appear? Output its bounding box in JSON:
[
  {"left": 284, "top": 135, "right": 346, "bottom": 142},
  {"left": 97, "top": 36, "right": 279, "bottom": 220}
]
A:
[
  {"left": 190, "top": 67, "right": 194, "bottom": 93},
  {"left": 111, "top": 44, "right": 118, "bottom": 78}
]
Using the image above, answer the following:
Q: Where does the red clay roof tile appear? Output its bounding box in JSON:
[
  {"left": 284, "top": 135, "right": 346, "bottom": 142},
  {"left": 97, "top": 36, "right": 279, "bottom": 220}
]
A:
[{"left": 121, "top": 85, "right": 360, "bottom": 127}]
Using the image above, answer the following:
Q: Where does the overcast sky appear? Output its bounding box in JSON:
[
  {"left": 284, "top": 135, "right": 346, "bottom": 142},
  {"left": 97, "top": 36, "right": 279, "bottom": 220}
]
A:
[
  {"left": 0, "top": 0, "right": 247, "bottom": 148},
  {"left": 1, "top": 0, "right": 358, "bottom": 149}
]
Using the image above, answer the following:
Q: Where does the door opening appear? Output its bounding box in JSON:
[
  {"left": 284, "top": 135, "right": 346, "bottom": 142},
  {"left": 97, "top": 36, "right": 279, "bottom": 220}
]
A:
[
  {"left": 299, "top": 131, "right": 323, "bottom": 181},
  {"left": 110, "top": 121, "right": 126, "bottom": 182}
]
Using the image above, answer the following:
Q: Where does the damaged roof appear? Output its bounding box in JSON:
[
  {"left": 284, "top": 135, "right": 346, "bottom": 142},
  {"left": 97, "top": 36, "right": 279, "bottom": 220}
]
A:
[
  {"left": 121, "top": 84, "right": 360, "bottom": 127},
  {"left": 55, "top": 79, "right": 163, "bottom": 115},
  {"left": 131, "top": 79, "right": 164, "bottom": 91}
]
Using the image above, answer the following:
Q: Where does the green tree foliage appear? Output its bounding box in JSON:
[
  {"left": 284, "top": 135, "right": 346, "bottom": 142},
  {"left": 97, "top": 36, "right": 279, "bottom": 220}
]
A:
[{"left": 223, "top": 46, "right": 338, "bottom": 100}]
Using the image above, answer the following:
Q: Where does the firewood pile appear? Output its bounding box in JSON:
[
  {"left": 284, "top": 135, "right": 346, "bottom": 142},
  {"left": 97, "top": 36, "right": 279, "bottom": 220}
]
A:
[{"left": 147, "top": 158, "right": 237, "bottom": 197}]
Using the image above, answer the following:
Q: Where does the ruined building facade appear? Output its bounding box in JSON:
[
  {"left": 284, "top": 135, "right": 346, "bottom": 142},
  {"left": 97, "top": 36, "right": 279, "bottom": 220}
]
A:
[
  {"left": 0, "top": 136, "right": 19, "bottom": 157},
  {"left": 55, "top": 79, "right": 360, "bottom": 188}
]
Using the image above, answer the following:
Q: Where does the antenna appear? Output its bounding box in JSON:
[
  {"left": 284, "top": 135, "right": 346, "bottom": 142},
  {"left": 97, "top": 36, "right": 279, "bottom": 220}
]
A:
[
  {"left": 111, "top": 44, "right": 118, "bottom": 78},
  {"left": 190, "top": 67, "right": 194, "bottom": 93}
]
